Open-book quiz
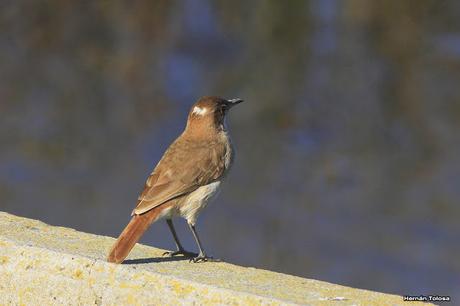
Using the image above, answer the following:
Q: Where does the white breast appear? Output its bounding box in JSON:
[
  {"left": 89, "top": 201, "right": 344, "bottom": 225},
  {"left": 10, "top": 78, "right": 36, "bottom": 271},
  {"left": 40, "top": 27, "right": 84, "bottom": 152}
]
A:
[
  {"left": 179, "top": 181, "right": 221, "bottom": 225},
  {"left": 221, "top": 130, "right": 234, "bottom": 172}
]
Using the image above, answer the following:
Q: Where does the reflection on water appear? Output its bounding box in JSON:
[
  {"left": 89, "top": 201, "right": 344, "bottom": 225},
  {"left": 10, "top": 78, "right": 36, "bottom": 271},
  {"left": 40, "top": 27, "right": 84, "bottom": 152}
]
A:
[{"left": 1, "top": 0, "right": 459, "bottom": 298}]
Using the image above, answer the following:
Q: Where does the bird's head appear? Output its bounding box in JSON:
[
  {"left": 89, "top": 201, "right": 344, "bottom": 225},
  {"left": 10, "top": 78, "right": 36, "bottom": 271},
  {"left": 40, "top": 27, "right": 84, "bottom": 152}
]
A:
[{"left": 185, "top": 96, "right": 243, "bottom": 135}]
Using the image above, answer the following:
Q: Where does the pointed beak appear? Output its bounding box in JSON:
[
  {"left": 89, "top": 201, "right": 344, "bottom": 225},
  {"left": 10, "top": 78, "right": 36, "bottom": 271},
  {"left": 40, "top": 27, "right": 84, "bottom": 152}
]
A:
[{"left": 226, "top": 98, "right": 244, "bottom": 107}]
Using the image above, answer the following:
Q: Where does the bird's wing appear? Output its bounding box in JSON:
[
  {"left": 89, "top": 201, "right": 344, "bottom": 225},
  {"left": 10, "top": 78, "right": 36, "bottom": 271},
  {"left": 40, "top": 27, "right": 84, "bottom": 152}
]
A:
[{"left": 132, "top": 140, "right": 226, "bottom": 215}]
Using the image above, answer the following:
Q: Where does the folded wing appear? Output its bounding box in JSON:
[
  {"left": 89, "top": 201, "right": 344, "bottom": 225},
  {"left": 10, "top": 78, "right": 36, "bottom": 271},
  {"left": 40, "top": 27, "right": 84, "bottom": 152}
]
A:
[{"left": 132, "top": 140, "right": 226, "bottom": 215}]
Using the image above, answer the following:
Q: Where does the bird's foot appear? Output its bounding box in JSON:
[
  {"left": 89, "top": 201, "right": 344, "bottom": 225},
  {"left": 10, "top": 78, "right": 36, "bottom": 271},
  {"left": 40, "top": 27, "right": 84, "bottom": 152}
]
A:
[
  {"left": 163, "top": 249, "right": 197, "bottom": 258},
  {"left": 189, "top": 253, "right": 214, "bottom": 263}
]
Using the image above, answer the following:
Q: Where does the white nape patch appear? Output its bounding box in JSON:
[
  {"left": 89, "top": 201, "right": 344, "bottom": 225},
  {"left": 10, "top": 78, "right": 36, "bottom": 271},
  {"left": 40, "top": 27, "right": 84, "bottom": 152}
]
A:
[{"left": 192, "top": 106, "right": 207, "bottom": 116}]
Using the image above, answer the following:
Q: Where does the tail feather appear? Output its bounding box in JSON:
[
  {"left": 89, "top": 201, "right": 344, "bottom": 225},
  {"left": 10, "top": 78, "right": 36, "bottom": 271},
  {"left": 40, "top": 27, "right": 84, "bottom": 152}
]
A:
[{"left": 107, "top": 208, "right": 161, "bottom": 263}]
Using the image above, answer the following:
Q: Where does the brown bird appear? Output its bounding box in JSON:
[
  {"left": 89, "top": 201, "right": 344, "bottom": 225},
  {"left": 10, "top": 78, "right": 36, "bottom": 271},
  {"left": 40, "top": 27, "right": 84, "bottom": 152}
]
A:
[{"left": 107, "top": 96, "right": 243, "bottom": 264}]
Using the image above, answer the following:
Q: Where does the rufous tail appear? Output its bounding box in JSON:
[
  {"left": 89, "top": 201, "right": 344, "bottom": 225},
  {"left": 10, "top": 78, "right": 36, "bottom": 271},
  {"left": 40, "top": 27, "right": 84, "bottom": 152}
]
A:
[{"left": 107, "top": 208, "right": 161, "bottom": 264}]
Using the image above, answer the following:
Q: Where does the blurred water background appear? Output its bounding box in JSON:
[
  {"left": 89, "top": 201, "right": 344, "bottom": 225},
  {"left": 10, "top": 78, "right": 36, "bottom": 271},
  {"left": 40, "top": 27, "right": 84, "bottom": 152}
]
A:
[{"left": 1, "top": 0, "right": 459, "bottom": 299}]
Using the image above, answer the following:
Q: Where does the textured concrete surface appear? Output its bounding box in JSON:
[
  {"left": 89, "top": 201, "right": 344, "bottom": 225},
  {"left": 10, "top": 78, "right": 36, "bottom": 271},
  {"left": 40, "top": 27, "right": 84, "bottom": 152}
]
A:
[{"left": 0, "top": 212, "right": 431, "bottom": 305}]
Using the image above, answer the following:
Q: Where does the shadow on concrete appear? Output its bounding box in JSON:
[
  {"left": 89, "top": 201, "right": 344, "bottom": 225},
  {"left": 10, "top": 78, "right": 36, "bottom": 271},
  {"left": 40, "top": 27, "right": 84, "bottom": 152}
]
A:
[
  {"left": 123, "top": 256, "right": 191, "bottom": 264},
  {"left": 123, "top": 256, "right": 222, "bottom": 265}
]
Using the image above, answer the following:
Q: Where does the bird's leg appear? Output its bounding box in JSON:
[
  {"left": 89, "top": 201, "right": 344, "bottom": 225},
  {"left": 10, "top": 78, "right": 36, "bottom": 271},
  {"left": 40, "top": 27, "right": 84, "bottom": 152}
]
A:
[
  {"left": 188, "top": 222, "right": 212, "bottom": 262},
  {"left": 163, "top": 219, "right": 197, "bottom": 257}
]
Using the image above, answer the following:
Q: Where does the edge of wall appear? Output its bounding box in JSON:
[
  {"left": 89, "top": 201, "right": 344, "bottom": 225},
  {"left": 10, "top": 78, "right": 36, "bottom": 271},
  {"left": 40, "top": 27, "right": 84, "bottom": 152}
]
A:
[{"left": 0, "top": 212, "right": 432, "bottom": 305}]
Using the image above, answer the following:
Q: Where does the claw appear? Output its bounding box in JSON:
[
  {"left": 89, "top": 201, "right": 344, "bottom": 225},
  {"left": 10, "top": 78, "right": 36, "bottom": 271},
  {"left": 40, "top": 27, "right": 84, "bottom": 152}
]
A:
[{"left": 189, "top": 253, "right": 212, "bottom": 263}]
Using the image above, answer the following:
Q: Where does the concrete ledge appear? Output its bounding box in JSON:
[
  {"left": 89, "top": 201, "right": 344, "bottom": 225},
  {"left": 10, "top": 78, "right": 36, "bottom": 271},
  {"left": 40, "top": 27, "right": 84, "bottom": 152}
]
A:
[{"left": 0, "top": 212, "right": 430, "bottom": 305}]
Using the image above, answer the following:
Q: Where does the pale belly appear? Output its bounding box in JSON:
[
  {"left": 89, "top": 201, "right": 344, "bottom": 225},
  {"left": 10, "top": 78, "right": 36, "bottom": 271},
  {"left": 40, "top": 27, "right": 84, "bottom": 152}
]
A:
[{"left": 158, "top": 181, "right": 222, "bottom": 225}]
